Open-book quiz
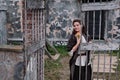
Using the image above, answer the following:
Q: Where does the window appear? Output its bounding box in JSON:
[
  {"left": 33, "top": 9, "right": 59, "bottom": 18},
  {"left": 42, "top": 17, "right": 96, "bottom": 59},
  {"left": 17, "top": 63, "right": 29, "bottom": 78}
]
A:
[{"left": 85, "top": 10, "right": 106, "bottom": 40}]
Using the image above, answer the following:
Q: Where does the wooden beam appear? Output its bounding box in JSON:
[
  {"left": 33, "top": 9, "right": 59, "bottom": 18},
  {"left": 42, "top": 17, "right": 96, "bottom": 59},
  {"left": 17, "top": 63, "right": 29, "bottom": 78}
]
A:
[
  {"left": 0, "top": 45, "right": 23, "bottom": 52},
  {"left": 25, "top": 40, "right": 45, "bottom": 55},
  {"left": 81, "top": 1, "right": 120, "bottom": 11}
]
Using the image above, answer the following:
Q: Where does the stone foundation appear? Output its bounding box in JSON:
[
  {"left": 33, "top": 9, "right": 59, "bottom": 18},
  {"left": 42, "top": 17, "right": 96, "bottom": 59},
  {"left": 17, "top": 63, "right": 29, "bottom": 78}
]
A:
[{"left": 0, "top": 45, "right": 23, "bottom": 80}]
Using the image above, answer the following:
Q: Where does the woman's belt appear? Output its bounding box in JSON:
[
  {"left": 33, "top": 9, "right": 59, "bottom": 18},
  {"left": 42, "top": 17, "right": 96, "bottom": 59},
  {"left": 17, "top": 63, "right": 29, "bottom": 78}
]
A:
[{"left": 79, "top": 53, "right": 86, "bottom": 56}]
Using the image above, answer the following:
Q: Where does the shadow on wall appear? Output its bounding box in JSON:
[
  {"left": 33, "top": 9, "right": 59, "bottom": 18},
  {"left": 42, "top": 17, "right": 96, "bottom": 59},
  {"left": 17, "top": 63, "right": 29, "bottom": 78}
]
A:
[{"left": 14, "top": 62, "right": 25, "bottom": 80}]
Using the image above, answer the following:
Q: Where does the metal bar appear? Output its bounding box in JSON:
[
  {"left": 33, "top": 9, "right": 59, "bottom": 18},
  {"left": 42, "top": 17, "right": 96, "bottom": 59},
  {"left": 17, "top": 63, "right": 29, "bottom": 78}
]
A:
[
  {"left": 42, "top": 49, "right": 44, "bottom": 80},
  {"left": 111, "top": 10, "right": 114, "bottom": 41},
  {"left": 97, "top": 52, "right": 100, "bottom": 80},
  {"left": 37, "top": 10, "right": 39, "bottom": 41},
  {"left": 108, "top": 50, "right": 112, "bottom": 80},
  {"left": 33, "top": 10, "right": 35, "bottom": 42},
  {"left": 39, "top": 11, "right": 41, "bottom": 40},
  {"left": 91, "top": 51, "right": 94, "bottom": 80},
  {"left": 40, "top": 11, "right": 42, "bottom": 40},
  {"left": 87, "top": 0, "right": 89, "bottom": 3},
  {"left": 43, "top": 11, "right": 46, "bottom": 39},
  {"left": 34, "top": 9, "right": 37, "bottom": 43},
  {"left": 93, "top": 11, "right": 95, "bottom": 40},
  {"left": 103, "top": 51, "right": 106, "bottom": 80},
  {"left": 41, "top": 10, "right": 43, "bottom": 40},
  {"left": 38, "top": 10, "right": 40, "bottom": 41},
  {"left": 24, "top": 0, "right": 28, "bottom": 79},
  {"left": 40, "top": 49, "right": 42, "bottom": 80},
  {"left": 78, "top": 16, "right": 82, "bottom": 80},
  {"left": 43, "top": 49, "right": 44, "bottom": 80},
  {"left": 115, "top": 50, "right": 119, "bottom": 80},
  {"left": 38, "top": 50, "right": 40, "bottom": 80},
  {"left": 85, "top": 51, "right": 88, "bottom": 80},
  {"left": 79, "top": 44, "right": 82, "bottom": 80},
  {"left": 32, "top": 10, "right": 35, "bottom": 43},
  {"left": 40, "top": 50, "right": 42, "bottom": 80},
  {"left": 37, "top": 10, "right": 39, "bottom": 42},
  {"left": 99, "top": 10, "right": 102, "bottom": 40},
  {"left": 35, "top": 51, "right": 37, "bottom": 80},
  {"left": 36, "top": 10, "right": 38, "bottom": 42},
  {"left": 34, "top": 10, "right": 36, "bottom": 42},
  {"left": 30, "top": 55, "right": 33, "bottom": 79},
  {"left": 104, "top": 11, "right": 108, "bottom": 40},
  {"left": 87, "top": 11, "right": 89, "bottom": 41}
]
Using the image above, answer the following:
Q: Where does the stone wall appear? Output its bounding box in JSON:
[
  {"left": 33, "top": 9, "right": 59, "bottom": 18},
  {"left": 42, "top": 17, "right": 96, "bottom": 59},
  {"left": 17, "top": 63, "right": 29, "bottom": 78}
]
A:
[
  {"left": 6, "top": 0, "right": 23, "bottom": 38},
  {"left": 3, "top": 0, "right": 120, "bottom": 42},
  {"left": 0, "top": 45, "right": 23, "bottom": 80},
  {"left": 46, "top": 0, "right": 81, "bottom": 39}
]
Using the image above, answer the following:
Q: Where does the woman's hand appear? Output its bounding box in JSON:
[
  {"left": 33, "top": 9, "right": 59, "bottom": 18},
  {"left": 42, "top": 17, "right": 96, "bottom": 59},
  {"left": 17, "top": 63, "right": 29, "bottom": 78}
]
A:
[
  {"left": 71, "top": 32, "right": 81, "bottom": 52},
  {"left": 68, "top": 50, "right": 74, "bottom": 56}
]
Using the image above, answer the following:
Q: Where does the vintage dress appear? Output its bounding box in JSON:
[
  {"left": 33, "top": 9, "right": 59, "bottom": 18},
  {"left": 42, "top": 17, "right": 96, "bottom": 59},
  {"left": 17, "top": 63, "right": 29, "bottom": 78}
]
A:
[{"left": 67, "top": 34, "right": 92, "bottom": 80}]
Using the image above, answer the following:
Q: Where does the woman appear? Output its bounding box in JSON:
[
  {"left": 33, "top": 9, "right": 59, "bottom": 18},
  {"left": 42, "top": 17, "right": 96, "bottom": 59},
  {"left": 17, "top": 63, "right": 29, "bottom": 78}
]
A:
[{"left": 67, "top": 19, "right": 92, "bottom": 80}]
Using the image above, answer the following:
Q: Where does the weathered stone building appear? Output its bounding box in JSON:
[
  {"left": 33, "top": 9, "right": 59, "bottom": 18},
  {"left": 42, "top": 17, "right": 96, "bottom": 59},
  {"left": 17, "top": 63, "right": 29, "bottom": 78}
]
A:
[
  {"left": 0, "top": 0, "right": 120, "bottom": 80},
  {"left": 46, "top": 0, "right": 120, "bottom": 43},
  {"left": 0, "top": 0, "right": 120, "bottom": 43},
  {"left": 0, "top": 0, "right": 45, "bottom": 80},
  {"left": 0, "top": 0, "right": 24, "bottom": 79}
]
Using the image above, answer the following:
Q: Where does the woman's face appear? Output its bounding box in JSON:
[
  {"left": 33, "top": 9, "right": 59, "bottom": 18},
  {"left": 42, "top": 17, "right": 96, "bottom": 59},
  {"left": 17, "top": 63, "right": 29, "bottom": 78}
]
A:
[{"left": 73, "top": 22, "right": 82, "bottom": 33}]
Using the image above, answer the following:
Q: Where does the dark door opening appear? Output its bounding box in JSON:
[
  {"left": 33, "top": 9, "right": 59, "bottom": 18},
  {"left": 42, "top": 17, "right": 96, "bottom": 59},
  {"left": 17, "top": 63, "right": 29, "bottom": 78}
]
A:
[{"left": 85, "top": 10, "right": 106, "bottom": 40}]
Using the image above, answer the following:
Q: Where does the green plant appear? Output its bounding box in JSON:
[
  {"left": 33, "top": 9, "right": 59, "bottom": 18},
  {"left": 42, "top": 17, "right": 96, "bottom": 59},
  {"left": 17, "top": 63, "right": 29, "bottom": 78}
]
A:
[{"left": 54, "top": 45, "right": 68, "bottom": 57}]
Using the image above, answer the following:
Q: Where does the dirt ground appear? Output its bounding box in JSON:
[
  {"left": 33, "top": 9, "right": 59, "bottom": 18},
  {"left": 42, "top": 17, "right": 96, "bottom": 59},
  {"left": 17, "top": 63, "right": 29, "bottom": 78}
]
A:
[{"left": 59, "top": 56, "right": 70, "bottom": 80}]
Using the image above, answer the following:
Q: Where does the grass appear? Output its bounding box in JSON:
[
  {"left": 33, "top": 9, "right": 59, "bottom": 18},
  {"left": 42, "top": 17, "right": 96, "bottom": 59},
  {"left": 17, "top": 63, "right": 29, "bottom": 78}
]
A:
[
  {"left": 54, "top": 45, "right": 68, "bottom": 57},
  {"left": 44, "top": 58, "right": 62, "bottom": 80},
  {"left": 44, "top": 45, "right": 68, "bottom": 80}
]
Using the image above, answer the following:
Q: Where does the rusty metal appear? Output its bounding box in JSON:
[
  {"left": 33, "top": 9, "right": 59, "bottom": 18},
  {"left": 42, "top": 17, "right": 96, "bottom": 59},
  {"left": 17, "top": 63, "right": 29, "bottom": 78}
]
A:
[{"left": 23, "top": 0, "right": 45, "bottom": 80}]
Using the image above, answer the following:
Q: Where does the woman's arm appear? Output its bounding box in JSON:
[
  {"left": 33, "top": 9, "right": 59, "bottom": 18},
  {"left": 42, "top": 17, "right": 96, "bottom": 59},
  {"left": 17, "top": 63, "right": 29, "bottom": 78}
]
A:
[
  {"left": 71, "top": 35, "right": 81, "bottom": 52},
  {"left": 68, "top": 33, "right": 81, "bottom": 56}
]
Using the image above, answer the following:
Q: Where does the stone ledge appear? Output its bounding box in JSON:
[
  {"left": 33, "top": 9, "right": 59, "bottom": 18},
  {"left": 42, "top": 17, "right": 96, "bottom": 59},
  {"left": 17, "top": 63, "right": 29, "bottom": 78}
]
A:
[
  {"left": 0, "top": 6, "right": 7, "bottom": 10},
  {"left": 0, "top": 45, "right": 23, "bottom": 52}
]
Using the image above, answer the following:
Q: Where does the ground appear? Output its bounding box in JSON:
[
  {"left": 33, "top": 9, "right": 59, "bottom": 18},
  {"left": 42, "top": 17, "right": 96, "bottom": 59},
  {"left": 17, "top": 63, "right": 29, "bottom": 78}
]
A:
[
  {"left": 45, "top": 53, "right": 119, "bottom": 80},
  {"left": 59, "top": 56, "right": 70, "bottom": 80},
  {"left": 44, "top": 55, "right": 70, "bottom": 80}
]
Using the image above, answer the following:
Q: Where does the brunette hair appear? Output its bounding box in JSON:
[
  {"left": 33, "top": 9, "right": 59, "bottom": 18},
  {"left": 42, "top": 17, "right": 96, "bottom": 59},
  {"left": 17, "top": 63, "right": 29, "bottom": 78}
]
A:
[{"left": 72, "top": 19, "right": 86, "bottom": 35}]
